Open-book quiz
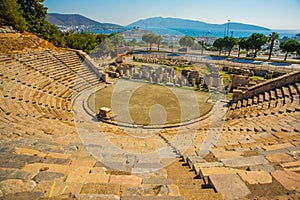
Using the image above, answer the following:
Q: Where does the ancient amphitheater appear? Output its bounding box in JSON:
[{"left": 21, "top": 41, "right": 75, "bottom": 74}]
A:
[{"left": 0, "top": 33, "right": 300, "bottom": 200}]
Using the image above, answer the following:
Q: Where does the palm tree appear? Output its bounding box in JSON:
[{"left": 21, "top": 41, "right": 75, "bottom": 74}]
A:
[{"left": 268, "top": 32, "right": 279, "bottom": 60}]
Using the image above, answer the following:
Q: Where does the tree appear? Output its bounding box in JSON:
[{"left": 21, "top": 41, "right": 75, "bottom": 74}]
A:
[
  {"left": 17, "top": 0, "right": 47, "bottom": 19},
  {"left": 0, "top": 0, "right": 26, "bottom": 31},
  {"left": 91, "top": 37, "right": 114, "bottom": 58},
  {"left": 179, "top": 36, "right": 194, "bottom": 52},
  {"left": 131, "top": 38, "right": 137, "bottom": 51},
  {"left": 65, "top": 32, "right": 98, "bottom": 53},
  {"left": 213, "top": 38, "right": 224, "bottom": 55},
  {"left": 17, "top": 0, "right": 47, "bottom": 33},
  {"left": 109, "top": 33, "right": 124, "bottom": 47},
  {"left": 16, "top": 0, "right": 64, "bottom": 46},
  {"left": 142, "top": 34, "right": 150, "bottom": 50},
  {"left": 238, "top": 38, "right": 250, "bottom": 57},
  {"left": 247, "top": 33, "right": 268, "bottom": 58},
  {"left": 199, "top": 40, "right": 205, "bottom": 55},
  {"left": 268, "top": 32, "right": 279, "bottom": 60},
  {"left": 223, "top": 36, "right": 238, "bottom": 56},
  {"left": 156, "top": 35, "right": 163, "bottom": 51},
  {"left": 96, "top": 34, "right": 109, "bottom": 43},
  {"left": 142, "top": 33, "right": 157, "bottom": 51},
  {"left": 279, "top": 39, "right": 300, "bottom": 61}
]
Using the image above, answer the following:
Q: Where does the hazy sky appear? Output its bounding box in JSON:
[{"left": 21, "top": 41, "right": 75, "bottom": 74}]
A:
[{"left": 44, "top": 0, "right": 300, "bottom": 30}]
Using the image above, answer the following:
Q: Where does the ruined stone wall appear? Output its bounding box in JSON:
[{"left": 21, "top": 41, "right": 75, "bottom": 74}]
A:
[{"left": 228, "top": 75, "right": 250, "bottom": 91}]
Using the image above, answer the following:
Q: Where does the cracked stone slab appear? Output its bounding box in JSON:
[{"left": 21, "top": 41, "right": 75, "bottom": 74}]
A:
[
  {"left": 271, "top": 170, "right": 300, "bottom": 191},
  {"left": 248, "top": 164, "right": 275, "bottom": 173},
  {"left": 238, "top": 171, "right": 272, "bottom": 184},
  {"left": 33, "top": 171, "right": 65, "bottom": 183},
  {"left": 199, "top": 167, "right": 243, "bottom": 184},
  {"left": 0, "top": 179, "right": 37, "bottom": 196},
  {"left": 121, "top": 184, "right": 180, "bottom": 196},
  {"left": 0, "top": 192, "right": 43, "bottom": 200},
  {"left": 80, "top": 183, "right": 120, "bottom": 195},
  {"left": 0, "top": 168, "right": 32, "bottom": 181},
  {"left": 280, "top": 160, "right": 300, "bottom": 172},
  {"left": 193, "top": 162, "right": 224, "bottom": 175},
  {"left": 262, "top": 143, "right": 294, "bottom": 151},
  {"left": 109, "top": 175, "right": 142, "bottom": 185},
  {"left": 266, "top": 153, "right": 295, "bottom": 163},
  {"left": 221, "top": 155, "right": 268, "bottom": 167},
  {"left": 208, "top": 173, "right": 250, "bottom": 200},
  {"left": 32, "top": 181, "right": 83, "bottom": 197},
  {"left": 141, "top": 176, "right": 172, "bottom": 185},
  {"left": 121, "top": 197, "right": 184, "bottom": 200},
  {"left": 76, "top": 194, "right": 120, "bottom": 200},
  {"left": 0, "top": 152, "right": 41, "bottom": 169}
]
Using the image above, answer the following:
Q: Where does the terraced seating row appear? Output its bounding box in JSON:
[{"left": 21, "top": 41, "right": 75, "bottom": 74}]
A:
[
  {"left": 14, "top": 50, "right": 100, "bottom": 94},
  {"left": 0, "top": 50, "right": 102, "bottom": 139},
  {"left": 0, "top": 56, "right": 74, "bottom": 100}
]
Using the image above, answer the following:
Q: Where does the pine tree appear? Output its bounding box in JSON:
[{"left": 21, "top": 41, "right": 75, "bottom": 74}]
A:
[{"left": 0, "top": 0, "right": 27, "bottom": 31}]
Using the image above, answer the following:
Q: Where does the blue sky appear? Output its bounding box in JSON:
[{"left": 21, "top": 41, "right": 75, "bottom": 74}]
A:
[{"left": 44, "top": 0, "right": 300, "bottom": 30}]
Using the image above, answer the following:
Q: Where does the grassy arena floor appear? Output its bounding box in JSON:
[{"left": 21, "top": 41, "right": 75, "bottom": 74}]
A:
[{"left": 89, "top": 81, "right": 212, "bottom": 125}]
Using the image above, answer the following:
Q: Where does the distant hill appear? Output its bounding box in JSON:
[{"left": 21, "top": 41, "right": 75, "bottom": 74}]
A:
[
  {"left": 127, "top": 17, "right": 271, "bottom": 31},
  {"left": 46, "top": 13, "right": 123, "bottom": 29}
]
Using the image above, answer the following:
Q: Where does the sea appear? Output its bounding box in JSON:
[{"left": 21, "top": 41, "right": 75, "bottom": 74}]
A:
[{"left": 94, "top": 27, "right": 299, "bottom": 39}]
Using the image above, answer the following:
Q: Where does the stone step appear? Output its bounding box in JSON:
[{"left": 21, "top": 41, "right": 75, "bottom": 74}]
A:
[
  {"left": 121, "top": 184, "right": 180, "bottom": 197},
  {"left": 0, "top": 191, "right": 44, "bottom": 200},
  {"left": 174, "top": 180, "right": 204, "bottom": 189},
  {"left": 182, "top": 192, "right": 224, "bottom": 200},
  {"left": 75, "top": 194, "right": 120, "bottom": 200},
  {"left": 208, "top": 173, "right": 250, "bottom": 200},
  {"left": 80, "top": 183, "right": 120, "bottom": 196},
  {"left": 221, "top": 155, "right": 268, "bottom": 168},
  {"left": 280, "top": 160, "right": 300, "bottom": 171},
  {"left": 193, "top": 162, "right": 224, "bottom": 175},
  {"left": 121, "top": 196, "right": 184, "bottom": 200},
  {"left": 199, "top": 167, "right": 242, "bottom": 184}
]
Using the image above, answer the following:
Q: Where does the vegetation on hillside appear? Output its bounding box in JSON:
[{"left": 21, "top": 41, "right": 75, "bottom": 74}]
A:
[{"left": 0, "top": 0, "right": 118, "bottom": 52}]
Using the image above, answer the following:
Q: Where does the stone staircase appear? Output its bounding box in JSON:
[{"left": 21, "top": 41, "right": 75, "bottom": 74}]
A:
[{"left": 166, "top": 158, "right": 223, "bottom": 200}]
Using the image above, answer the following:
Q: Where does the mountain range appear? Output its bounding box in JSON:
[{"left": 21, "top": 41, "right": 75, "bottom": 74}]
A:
[
  {"left": 46, "top": 14, "right": 271, "bottom": 32},
  {"left": 127, "top": 17, "right": 271, "bottom": 31},
  {"left": 46, "top": 13, "right": 122, "bottom": 29}
]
